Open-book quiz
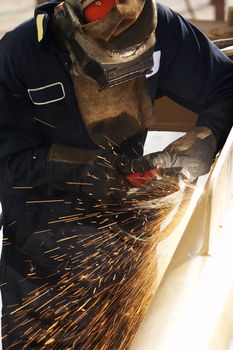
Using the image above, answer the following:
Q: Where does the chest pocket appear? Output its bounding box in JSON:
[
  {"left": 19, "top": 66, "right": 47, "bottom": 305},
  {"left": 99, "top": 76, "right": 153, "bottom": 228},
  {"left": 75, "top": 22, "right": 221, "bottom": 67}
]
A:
[
  {"left": 28, "top": 82, "right": 93, "bottom": 148},
  {"left": 28, "top": 82, "right": 72, "bottom": 144},
  {"left": 28, "top": 82, "right": 65, "bottom": 106}
]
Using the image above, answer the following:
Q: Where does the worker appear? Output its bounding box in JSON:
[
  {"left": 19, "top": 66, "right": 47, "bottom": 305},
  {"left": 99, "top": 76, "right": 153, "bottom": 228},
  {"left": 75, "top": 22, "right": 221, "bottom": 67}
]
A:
[{"left": 0, "top": 0, "right": 232, "bottom": 349}]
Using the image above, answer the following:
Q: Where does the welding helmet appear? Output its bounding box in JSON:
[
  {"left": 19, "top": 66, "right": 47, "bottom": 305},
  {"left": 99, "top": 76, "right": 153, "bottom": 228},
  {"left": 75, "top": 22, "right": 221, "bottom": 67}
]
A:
[{"left": 54, "top": 0, "right": 157, "bottom": 89}]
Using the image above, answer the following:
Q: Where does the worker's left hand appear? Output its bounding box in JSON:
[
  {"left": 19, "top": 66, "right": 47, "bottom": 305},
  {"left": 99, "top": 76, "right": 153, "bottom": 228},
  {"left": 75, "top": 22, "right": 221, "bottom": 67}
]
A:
[
  {"left": 48, "top": 144, "right": 130, "bottom": 203},
  {"left": 120, "top": 127, "right": 217, "bottom": 181}
]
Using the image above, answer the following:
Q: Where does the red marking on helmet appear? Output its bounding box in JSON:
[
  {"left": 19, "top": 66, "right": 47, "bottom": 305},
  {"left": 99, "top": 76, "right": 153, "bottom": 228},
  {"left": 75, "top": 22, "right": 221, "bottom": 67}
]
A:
[{"left": 82, "top": 0, "right": 117, "bottom": 23}]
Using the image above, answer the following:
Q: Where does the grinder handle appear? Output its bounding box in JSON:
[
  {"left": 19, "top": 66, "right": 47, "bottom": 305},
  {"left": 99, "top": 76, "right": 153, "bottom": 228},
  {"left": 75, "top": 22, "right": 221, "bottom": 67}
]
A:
[{"left": 125, "top": 170, "right": 158, "bottom": 188}]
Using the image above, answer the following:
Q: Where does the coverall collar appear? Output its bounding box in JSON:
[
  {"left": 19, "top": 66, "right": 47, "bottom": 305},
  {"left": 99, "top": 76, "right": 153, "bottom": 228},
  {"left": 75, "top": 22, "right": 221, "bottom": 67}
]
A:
[{"left": 34, "top": 1, "right": 61, "bottom": 45}]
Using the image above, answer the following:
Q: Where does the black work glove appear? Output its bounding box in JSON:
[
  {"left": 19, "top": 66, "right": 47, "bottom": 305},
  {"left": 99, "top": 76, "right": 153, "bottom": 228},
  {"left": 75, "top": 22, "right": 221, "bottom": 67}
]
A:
[
  {"left": 119, "top": 127, "right": 217, "bottom": 181},
  {"left": 47, "top": 144, "right": 129, "bottom": 202}
]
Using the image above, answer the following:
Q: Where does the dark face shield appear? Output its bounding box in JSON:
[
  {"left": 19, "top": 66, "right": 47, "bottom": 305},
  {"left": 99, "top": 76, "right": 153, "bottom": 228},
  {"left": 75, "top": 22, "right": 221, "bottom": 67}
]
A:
[{"left": 54, "top": 0, "right": 157, "bottom": 89}]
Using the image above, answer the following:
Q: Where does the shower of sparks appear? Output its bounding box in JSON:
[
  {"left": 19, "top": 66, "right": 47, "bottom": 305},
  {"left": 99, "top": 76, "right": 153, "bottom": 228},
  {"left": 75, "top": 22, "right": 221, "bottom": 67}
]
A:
[
  {"left": 12, "top": 186, "right": 33, "bottom": 190},
  {"left": 33, "top": 117, "right": 56, "bottom": 129},
  {"left": 26, "top": 199, "right": 65, "bottom": 204},
  {"left": 1, "top": 156, "right": 194, "bottom": 349}
]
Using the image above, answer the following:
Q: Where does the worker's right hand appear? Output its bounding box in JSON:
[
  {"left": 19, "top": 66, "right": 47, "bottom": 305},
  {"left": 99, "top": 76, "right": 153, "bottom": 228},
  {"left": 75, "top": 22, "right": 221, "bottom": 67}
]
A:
[
  {"left": 47, "top": 144, "right": 129, "bottom": 203},
  {"left": 119, "top": 127, "right": 217, "bottom": 182}
]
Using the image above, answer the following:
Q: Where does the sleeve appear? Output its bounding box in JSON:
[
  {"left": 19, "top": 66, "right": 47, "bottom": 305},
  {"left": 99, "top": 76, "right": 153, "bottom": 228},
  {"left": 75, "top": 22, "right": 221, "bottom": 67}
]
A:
[
  {"left": 155, "top": 4, "right": 233, "bottom": 149},
  {"left": 0, "top": 33, "right": 49, "bottom": 189}
]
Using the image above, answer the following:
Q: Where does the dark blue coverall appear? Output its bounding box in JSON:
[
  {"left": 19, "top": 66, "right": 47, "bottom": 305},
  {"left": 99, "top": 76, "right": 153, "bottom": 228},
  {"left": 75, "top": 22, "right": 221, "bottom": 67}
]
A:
[{"left": 0, "top": 1, "right": 232, "bottom": 348}]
